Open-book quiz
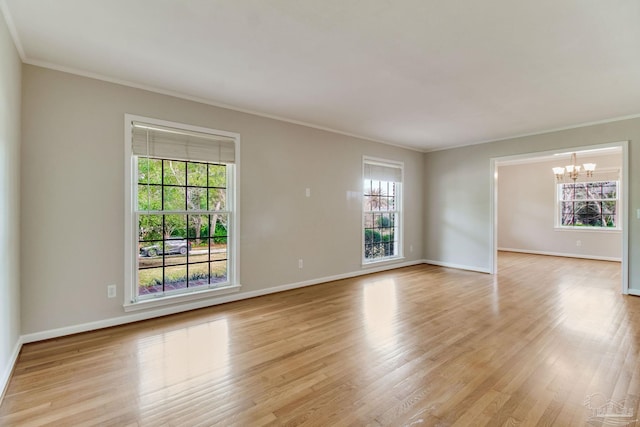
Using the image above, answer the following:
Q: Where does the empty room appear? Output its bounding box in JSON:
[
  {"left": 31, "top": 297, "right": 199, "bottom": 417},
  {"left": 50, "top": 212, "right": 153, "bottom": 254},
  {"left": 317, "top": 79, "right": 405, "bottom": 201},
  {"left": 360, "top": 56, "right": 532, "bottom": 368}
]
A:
[{"left": 1, "top": 1, "right": 640, "bottom": 426}]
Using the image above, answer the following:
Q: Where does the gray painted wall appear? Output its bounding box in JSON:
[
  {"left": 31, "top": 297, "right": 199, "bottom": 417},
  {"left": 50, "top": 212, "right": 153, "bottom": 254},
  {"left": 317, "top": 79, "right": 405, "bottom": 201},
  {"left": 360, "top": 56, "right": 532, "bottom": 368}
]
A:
[
  {"left": 498, "top": 153, "right": 622, "bottom": 259},
  {"left": 0, "top": 8, "right": 21, "bottom": 394},
  {"left": 424, "top": 120, "right": 639, "bottom": 291},
  {"left": 20, "top": 65, "right": 424, "bottom": 335}
]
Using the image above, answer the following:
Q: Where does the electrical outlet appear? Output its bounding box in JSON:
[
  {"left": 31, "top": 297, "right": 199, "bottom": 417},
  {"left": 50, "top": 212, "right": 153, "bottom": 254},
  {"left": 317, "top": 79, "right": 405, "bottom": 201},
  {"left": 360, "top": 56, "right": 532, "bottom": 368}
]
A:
[
  {"left": 298, "top": 259, "right": 304, "bottom": 269},
  {"left": 576, "top": 240, "right": 582, "bottom": 247},
  {"left": 107, "top": 284, "right": 116, "bottom": 298},
  {"left": 410, "top": 245, "right": 413, "bottom": 253},
  {"left": 305, "top": 188, "right": 311, "bottom": 197}
]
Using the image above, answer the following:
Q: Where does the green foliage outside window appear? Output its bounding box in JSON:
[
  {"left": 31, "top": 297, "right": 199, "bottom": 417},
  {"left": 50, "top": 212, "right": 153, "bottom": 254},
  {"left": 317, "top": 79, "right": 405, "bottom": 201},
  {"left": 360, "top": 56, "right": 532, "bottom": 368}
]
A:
[{"left": 136, "top": 157, "right": 229, "bottom": 294}]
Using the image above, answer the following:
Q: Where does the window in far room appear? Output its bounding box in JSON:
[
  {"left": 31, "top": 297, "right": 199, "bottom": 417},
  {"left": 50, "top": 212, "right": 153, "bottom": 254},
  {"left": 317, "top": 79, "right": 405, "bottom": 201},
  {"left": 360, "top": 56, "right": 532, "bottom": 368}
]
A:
[
  {"left": 557, "top": 180, "right": 619, "bottom": 229},
  {"left": 363, "top": 157, "right": 403, "bottom": 263}
]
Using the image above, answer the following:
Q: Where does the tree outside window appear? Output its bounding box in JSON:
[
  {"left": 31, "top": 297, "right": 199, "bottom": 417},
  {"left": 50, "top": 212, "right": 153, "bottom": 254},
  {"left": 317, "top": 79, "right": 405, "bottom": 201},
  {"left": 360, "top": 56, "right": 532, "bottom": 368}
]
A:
[{"left": 558, "top": 181, "right": 618, "bottom": 228}]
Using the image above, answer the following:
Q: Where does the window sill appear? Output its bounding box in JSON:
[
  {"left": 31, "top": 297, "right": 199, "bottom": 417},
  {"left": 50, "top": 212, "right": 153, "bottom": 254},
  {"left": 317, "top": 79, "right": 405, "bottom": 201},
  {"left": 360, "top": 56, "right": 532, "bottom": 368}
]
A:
[
  {"left": 362, "top": 256, "right": 405, "bottom": 268},
  {"left": 554, "top": 227, "right": 621, "bottom": 233},
  {"left": 123, "top": 284, "right": 241, "bottom": 312}
]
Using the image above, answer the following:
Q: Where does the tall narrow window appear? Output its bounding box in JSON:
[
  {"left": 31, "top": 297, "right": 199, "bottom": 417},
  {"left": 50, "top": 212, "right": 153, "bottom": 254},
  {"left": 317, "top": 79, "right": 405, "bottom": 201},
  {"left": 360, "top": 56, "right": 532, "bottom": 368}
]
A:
[
  {"left": 363, "top": 158, "right": 403, "bottom": 263},
  {"left": 125, "top": 116, "right": 239, "bottom": 308}
]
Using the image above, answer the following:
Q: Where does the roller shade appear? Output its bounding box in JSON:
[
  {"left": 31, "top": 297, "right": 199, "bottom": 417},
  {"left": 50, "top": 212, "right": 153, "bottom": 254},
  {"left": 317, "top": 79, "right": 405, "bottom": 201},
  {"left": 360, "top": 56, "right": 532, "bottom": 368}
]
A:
[
  {"left": 364, "top": 162, "right": 403, "bottom": 183},
  {"left": 132, "top": 121, "right": 235, "bottom": 163}
]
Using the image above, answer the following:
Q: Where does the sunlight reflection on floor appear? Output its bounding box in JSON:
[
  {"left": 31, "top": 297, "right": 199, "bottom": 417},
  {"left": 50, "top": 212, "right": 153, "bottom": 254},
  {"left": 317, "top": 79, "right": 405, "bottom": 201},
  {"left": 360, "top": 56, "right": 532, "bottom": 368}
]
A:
[
  {"left": 136, "top": 317, "right": 230, "bottom": 404},
  {"left": 363, "top": 279, "right": 398, "bottom": 351}
]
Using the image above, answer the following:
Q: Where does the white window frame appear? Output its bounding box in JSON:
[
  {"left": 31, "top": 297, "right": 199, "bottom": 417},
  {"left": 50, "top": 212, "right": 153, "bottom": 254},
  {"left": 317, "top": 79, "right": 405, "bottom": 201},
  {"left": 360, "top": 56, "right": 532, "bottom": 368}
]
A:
[
  {"left": 362, "top": 156, "right": 404, "bottom": 266},
  {"left": 554, "top": 180, "right": 621, "bottom": 232},
  {"left": 124, "top": 114, "right": 240, "bottom": 312}
]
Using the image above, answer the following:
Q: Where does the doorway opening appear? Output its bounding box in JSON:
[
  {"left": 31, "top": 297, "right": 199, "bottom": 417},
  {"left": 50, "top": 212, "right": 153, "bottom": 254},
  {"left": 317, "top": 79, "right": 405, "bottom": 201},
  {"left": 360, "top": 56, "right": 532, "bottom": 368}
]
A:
[{"left": 489, "top": 141, "right": 628, "bottom": 294}]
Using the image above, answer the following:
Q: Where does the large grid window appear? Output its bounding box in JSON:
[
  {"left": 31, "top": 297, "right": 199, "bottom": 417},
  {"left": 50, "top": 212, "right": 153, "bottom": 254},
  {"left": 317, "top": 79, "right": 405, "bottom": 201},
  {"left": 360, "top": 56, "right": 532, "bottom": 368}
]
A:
[
  {"left": 137, "top": 158, "right": 230, "bottom": 298},
  {"left": 126, "top": 116, "right": 238, "bottom": 306},
  {"left": 558, "top": 181, "right": 618, "bottom": 228},
  {"left": 363, "top": 158, "right": 403, "bottom": 263}
]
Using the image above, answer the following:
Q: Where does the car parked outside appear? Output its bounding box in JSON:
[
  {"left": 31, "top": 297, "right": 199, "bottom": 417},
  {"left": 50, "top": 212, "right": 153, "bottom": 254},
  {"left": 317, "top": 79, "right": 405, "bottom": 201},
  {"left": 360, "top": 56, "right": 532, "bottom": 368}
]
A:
[{"left": 140, "top": 239, "right": 191, "bottom": 257}]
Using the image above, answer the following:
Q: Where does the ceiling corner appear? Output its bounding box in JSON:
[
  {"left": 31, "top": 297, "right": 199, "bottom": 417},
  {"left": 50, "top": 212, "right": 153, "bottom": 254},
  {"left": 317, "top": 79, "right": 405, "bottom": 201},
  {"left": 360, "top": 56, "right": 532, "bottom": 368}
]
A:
[{"left": 0, "top": 0, "right": 26, "bottom": 61}]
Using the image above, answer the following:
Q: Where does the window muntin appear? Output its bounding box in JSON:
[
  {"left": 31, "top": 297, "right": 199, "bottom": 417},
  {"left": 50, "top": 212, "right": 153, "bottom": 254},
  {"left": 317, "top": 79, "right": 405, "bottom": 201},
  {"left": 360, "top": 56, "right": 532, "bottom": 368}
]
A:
[
  {"left": 136, "top": 158, "right": 231, "bottom": 299},
  {"left": 363, "top": 159, "right": 402, "bottom": 263},
  {"left": 557, "top": 181, "right": 618, "bottom": 228}
]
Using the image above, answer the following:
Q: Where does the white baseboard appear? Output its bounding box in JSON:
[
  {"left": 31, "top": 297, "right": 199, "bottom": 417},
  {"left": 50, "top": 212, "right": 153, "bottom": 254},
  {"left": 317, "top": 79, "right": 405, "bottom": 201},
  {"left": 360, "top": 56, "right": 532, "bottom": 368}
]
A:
[
  {"left": 627, "top": 289, "right": 640, "bottom": 297},
  {"left": 0, "top": 336, "right": 23, "bottom": 406},
  {"left": 498, "top": 247, "right": 621, "bottom": 262},
  {"left": 422, "top": 259, "right": 490, "bottom": 274},
  {"left": 22, "top": 259, "right": 426, "bottom": 344}
]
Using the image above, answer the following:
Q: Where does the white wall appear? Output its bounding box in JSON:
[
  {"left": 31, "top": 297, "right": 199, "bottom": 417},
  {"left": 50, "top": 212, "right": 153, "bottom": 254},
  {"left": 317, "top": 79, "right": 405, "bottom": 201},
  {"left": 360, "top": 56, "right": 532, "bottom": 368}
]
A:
[
  {"left": 424, "top": 120, "right": 640, "bottom": 292},
  {"left": 498, "top": 153, "right": 622, "bottom": 260},
  {"left": 20, "top": 65, "right": 424, "bottom": 336},
  {"left": 0, "top": 8, "right": 21, "bottom": 397}
]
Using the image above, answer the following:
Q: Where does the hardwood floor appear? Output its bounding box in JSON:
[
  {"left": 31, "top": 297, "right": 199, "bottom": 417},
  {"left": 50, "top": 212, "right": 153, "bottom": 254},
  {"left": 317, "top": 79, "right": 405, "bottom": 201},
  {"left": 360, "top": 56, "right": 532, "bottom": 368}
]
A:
[{"left": 1, "top": 252, "right": 638, "bottom": 426}]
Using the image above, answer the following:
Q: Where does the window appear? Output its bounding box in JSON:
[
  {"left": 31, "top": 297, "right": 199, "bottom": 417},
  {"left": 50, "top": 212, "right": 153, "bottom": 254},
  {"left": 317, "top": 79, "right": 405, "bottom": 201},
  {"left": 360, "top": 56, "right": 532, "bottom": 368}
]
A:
[
  {"left": 557, "top": 180, "right": 618, "bottom": 229},
  {"left": 125, "top": 116, "right": 239, "bottom": 308},
  {"left": 363, "top": 158, "right": 403, "bottom": 263}
]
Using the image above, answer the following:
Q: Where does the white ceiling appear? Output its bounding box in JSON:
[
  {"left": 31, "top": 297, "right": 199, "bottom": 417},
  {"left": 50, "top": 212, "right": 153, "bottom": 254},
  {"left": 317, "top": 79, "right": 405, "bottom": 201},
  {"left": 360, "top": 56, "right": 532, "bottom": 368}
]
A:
[{"left": 3, "top": 1, "right": 640, "bottom": 151}]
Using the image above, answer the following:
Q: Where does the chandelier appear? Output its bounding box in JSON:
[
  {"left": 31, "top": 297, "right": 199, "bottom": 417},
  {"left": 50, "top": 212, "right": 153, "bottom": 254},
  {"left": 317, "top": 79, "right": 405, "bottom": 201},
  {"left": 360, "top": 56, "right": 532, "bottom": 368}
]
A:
[{"left": 552, "top": 152, "right": 596, "bottom": 182}]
